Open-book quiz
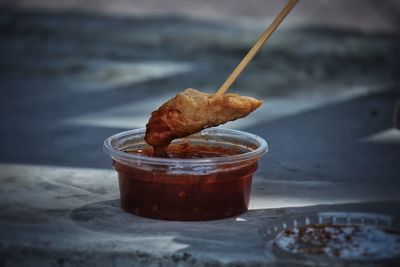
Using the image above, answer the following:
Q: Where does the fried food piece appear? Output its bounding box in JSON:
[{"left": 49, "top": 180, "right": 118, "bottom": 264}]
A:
[{"left": 145, "top": 88, "right": 262, "bottom": 156}]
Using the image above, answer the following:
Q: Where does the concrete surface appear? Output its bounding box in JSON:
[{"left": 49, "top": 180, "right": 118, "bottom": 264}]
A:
[
  {"left": 0, "top": 5, "right": 400, "bottom": 267},
  {"left": 1, "top": 163, "right": 400, "bottom": 267}
]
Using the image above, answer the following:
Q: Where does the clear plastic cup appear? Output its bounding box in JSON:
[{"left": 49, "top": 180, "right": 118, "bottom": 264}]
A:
[{"left": 103, "top": 128, "right": 268, "bottom": 221}]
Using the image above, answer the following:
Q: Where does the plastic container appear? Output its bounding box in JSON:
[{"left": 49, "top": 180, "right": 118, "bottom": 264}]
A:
[
  {"left": 259, "top": 212, "right": 400, "bottom": 266},
  {"left": 103, "top": 128, "right": 267, "bottom": 221}
]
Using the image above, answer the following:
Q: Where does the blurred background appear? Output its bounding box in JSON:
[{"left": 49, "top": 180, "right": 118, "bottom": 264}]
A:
[
  {"left": 0, "top": 0, "right": 399, "bottom": 205},
  {"left": 0, "top": 2, "right": 400, "bottom": 265}
]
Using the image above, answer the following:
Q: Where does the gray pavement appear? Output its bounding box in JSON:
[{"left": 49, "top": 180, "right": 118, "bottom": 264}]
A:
[{"left": 0, "top": 6, "right": 400, "bottom": 267}]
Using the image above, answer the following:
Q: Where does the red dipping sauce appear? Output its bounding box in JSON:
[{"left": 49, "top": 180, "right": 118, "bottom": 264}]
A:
[{"left": 104, "top": 128, "right": 267, "bottom": 221}]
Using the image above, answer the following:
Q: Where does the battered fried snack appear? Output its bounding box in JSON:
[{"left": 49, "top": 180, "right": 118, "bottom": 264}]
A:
[{"left": 145, "top": 88, "right": 262, "bottom": 156}]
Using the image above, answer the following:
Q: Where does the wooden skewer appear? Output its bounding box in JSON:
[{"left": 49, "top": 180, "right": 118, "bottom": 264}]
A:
[{"left": 212, "top": 0, "right": 299, "bottom": 100}]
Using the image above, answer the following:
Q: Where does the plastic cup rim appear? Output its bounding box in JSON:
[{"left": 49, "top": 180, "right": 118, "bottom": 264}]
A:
[{"left": 103, "top": 127, "right": 268, "bottom": 166}]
